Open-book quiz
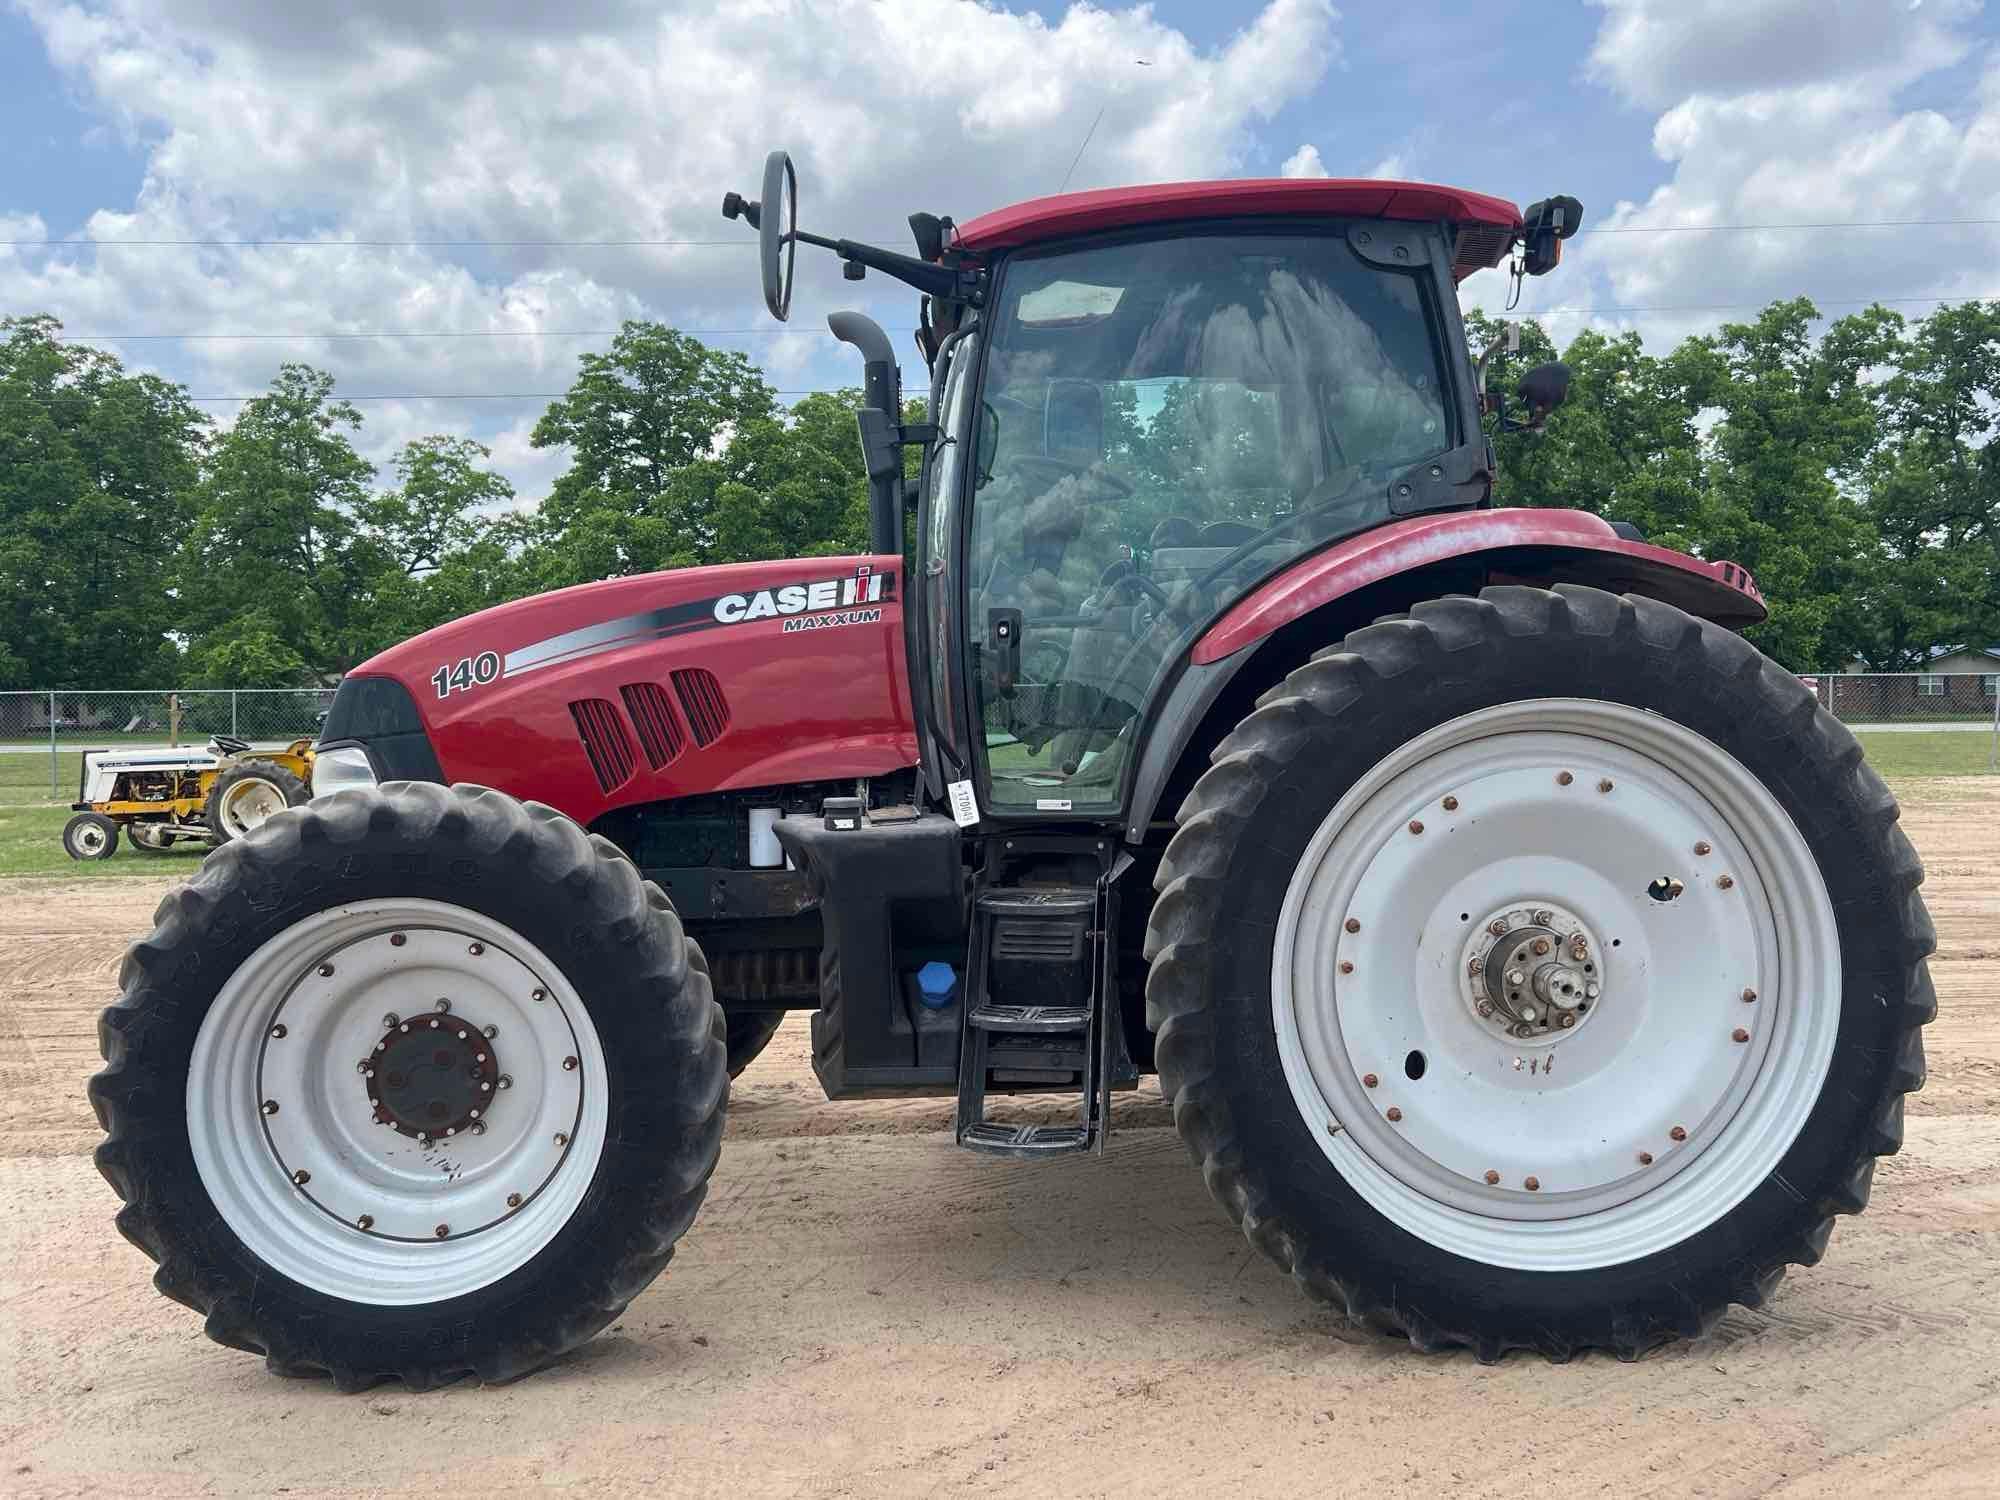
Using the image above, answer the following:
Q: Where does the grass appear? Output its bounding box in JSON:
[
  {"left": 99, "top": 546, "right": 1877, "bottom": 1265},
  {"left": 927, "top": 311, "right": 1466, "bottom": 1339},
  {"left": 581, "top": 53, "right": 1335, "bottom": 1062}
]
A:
[{"left": 0, "top": 729, "right": 1992, "bottom": 879}]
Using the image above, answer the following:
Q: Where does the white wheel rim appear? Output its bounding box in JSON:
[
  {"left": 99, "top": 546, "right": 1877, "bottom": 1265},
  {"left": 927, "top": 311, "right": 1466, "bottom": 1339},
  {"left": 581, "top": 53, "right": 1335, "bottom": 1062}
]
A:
[
  {"left": 188, "top": 899, "right": 610, "bottom": 1304},
  {"left": 1272, "top": 699, "right": 1840, "bottom": 1272},
  {"left": 219, "top": 775, "right": 288, "bottom": 836},
  {"left": 74, "top": 823, "right": 109, "bottom": 855}
]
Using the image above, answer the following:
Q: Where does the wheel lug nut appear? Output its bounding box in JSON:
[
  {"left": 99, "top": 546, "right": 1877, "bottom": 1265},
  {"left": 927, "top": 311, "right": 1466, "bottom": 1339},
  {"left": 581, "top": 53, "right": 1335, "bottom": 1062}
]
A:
[
  {"left": 468, "top": 943, "right": 484, "bottom": 956},
  {"left": 1558, "top": 1014, "right": 1576, "bottom": 1029},
  {"left": 261, "top": 1099, "right": 279, "bottom": 1116},
  {"left": 1524, "top": 1176, "right": 1541, "bottom": 1192},
  {"left": 1468, "top": 958, "right": 1485, "bottom": 976},
  {"left": 1362, "top": 1073, "right": 1378, "bottom": 1088},
  {"left": 1532, "top": 938, "right": 1551, "bottom": 956},
  {"left": 316, "top": 963, "right": 334, "bottom": 978},
  {"left": 390, "top": 933, "right": 406, "bottom": 947},
  {"left": 1732, "top": 1027, "right": 1750, "bottom": 1043},
  {"left": 457, "top": 1029, "right": 469, "bottom": 1040},
  {"left": 1488, "top": 920, "right": 1507, "bottom": 937},
  {"left": 435, "top": 1224, "right": 450, "bottom": 1238},
  {"left": 1476, "top": 1001, "right": 1494, "bottom": 1018},
  {"left": 562, "top": 1056, "right": 579, "bottom": 1072},
  {"left": 1506, "top": 969, "right": 1525, "bottom": 986},
  {"left": 1533, "top": 910, "right": 1553, "bottom": 927},
  {"left": 1597, "top": 779, "right": 1613, "bottom": 793},
  {"left": 1670, "top": 1125, "right": 1688, "bottom": 1142},
  {"left": 506, "top": 1193, "right": 522, "bottom": 1208},
  {"left": 531, "top": 989, "right": 546, "bottom": 1002},
  {"left": 1442, "top": 795, "right": 1459, "bottom": 812},
  {"left": 1338, "top": 960, "right": 1354, "bottom": 975},
  {"left": 554, "top": 1132, "right": 568, "bottom": 1147},
  {"left": 1385, "top": 1107, "right": 1403, "bottom": 1123},
  {"left": 497, "top": 1075, "right": 512, "bottom": 1089},
  {"left": 1344, "top": 917, "right": 1360, "bottom": 934},
  {"left": 1742, "top": 987, "right": 1758, "bottom": 1003},
  {"left": 1556, "top": 772, "right": 1573, "bottom": 786},
  {"left": 268, "top": 1023, "right": 287, "bottom": 1040},
  {"left": 1483, "top": 1170, "right": 1500, "bottom": 1185},
  {"left": 471, "top": 1120, "right": 486, "bottom": 1135},
  {"left": 383, "top": 1013, "right": 399, "bottom": 1028},
  {"left": 1407, "top": 820, "right": 1424, "bottom": 835},
  {"left": 484, "top": 1025, "right": 498, "bottom": 1039},
  {"left": 1520, "top": 1005, "right": 1538, "bottom": 1022},
  {"left": 435, "top": 998, "right": 451, "bottom": 1013},
  {"left": 1637, "top": 1152, "right": 1653, "bottom": 1166},
  {"left": 357, "top": 1214, "right": 374, "bottom": 1229},
  {"left": 1694, "top": 840, "right": 1712, "bottom": 856},
  {"left": 292, "top": 1169, "right": 310, "bottom": 1185},
  {"left": 1717, "top": 874, "right": 1735, "bottom": 890}
]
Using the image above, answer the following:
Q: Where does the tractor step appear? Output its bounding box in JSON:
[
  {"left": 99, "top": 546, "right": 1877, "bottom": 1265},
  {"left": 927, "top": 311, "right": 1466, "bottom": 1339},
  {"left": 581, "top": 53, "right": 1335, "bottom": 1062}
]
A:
[
  {"left": 956, "top": 874, "right": 1111, "bottom": 1158},
  {"left": 968, "top": 1003, "right": 1091, "bottom": 1031},
  {"left": 959, "top": 1121, "right": 1093, "bottom": 1155}
]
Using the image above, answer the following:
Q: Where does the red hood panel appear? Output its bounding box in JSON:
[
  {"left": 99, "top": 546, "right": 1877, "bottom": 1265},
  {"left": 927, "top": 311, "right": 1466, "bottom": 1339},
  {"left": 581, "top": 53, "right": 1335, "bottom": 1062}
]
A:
[{"left": 353, "top": 556, "right": 917, "bottom": 823}]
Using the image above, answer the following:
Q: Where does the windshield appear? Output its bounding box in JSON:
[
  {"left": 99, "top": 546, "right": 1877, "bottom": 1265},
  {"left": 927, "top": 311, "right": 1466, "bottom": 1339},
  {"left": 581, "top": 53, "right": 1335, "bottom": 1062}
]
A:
[{"left": 966, "top": 230, "right": 1450, "bottom": 812}]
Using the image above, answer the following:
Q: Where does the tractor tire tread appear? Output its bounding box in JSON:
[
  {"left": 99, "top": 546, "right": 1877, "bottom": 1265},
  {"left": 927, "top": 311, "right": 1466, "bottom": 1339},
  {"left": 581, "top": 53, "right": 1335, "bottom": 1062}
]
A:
[{"left": 1144, "top": 584, "right": 1934, "bottom": 1363}]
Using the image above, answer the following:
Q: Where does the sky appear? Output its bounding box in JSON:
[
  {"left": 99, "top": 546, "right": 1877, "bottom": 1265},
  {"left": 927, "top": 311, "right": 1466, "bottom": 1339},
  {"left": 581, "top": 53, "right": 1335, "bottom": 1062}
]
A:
[{"left": 4, "top": 0, "right": 1999, "bottom": 504}]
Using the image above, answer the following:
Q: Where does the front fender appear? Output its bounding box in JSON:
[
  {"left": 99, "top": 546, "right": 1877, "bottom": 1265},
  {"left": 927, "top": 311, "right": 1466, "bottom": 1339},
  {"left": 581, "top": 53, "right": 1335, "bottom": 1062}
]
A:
[{"left": 1192, "top": 508, "right": 1763, "bottom": 665}]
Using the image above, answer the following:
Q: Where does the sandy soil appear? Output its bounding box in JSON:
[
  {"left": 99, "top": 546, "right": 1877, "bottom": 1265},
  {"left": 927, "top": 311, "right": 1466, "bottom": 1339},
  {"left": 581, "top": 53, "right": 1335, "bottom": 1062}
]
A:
[{"left": 2, "top": 780, "right": 1997, "bottom": 1497}]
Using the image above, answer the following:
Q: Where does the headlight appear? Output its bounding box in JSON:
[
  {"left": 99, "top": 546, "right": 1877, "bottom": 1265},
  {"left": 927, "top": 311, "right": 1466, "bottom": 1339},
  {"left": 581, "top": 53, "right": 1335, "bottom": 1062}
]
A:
[{"left": 310, "top": 744, "right": 378, "bottom": 798}]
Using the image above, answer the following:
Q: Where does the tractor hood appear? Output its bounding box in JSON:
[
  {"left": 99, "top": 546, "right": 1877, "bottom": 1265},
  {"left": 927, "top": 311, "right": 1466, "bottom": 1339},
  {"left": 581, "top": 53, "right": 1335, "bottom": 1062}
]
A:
[{"left": 328, "top": 555, "right": 918, "bottom": 827}]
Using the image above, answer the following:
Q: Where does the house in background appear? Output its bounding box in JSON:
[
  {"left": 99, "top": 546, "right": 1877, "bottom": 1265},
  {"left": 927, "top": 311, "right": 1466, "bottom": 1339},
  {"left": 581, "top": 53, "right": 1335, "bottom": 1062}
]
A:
[{"left": 1831, "top": 644, "right": 2000, "bottom": 720}]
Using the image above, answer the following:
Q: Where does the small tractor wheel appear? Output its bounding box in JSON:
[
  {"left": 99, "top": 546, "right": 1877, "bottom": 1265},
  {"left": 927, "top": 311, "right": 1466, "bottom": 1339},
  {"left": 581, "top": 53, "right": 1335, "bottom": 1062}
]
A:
[
  {"left": 129, "top": 824, "right": 177, "bottom": 853},
  {"left": 724, "top": 1010, "right": 787, "bottom": 1079},
  {"left": 90, "top": 782, "right": 728, "bottom": 1390},
  {"left": 63, "top": 812, "right": 120, "bottom": 861},
  {"left": 205, "top": 760, "right": 309, "bottom": 844},
  {"left": 1144, "top": 585, "right": 1934, "bottom": 1361}
]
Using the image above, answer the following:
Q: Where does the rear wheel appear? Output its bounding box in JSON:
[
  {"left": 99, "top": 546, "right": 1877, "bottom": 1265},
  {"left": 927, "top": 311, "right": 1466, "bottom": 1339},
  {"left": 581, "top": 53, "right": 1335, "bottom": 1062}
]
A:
[
  {"left": 1144, "top": 585, "right": 1934, "bottom": 1359},
  {"left": 90, "top": 782, "right": 728, "bottom": 1389},
  {"left": 206, "top": 760, "right": 309, "bottom": 843},
  {"left": 63, "top": 812, "right": 120, "bottom": 861}
]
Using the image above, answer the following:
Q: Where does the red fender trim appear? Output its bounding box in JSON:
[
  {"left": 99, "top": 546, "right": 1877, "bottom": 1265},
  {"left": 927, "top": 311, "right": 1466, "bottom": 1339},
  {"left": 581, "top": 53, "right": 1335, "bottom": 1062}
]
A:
[{"left": 1191, "top": 509, "right": 1766, "bottom": 665}]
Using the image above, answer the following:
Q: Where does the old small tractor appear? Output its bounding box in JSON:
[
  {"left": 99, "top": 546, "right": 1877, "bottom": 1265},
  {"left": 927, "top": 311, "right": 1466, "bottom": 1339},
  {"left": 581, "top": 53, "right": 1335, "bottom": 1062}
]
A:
[{"left": 63, "top": 736, "right": 313, "bottom": 859}]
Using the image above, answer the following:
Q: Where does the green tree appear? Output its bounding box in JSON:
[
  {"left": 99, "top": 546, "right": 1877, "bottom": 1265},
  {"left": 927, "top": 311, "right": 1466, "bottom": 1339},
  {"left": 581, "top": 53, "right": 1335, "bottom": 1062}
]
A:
[
  {"left": 0, "top": 315, "right": 207, "bottom": 685},
  {"left": 178, "top": 364, "right": 380, "bottom": 683},
  {"left": 523, "top": 322, "right": 778, "bottom": 583},
  {"left": 356, "top": 436, "right": 521, "bottom": 655}
]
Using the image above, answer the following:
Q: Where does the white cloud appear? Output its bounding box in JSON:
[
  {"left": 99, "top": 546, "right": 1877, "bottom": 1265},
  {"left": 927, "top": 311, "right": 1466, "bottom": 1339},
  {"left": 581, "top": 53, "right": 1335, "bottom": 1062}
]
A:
[
  {"left": 1504, "top": 0, "right": 2000, "bottom": 353},
  {"left": 6, "top": 0, "right": 1342, "bottom": 501},
  {"left": 1281, "top": 143, "right": 1329, "bottom": 178}
]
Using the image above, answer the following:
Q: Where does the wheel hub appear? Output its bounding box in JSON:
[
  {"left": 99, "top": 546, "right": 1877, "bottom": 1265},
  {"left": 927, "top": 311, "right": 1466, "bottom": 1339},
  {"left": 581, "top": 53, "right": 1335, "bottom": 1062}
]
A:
[
  {"left": 364, "top": 1010, "right": 500, "bottom": 1140},
  {"left": 1463, "top": 902, "right": 1602, "bottom": 1040}
]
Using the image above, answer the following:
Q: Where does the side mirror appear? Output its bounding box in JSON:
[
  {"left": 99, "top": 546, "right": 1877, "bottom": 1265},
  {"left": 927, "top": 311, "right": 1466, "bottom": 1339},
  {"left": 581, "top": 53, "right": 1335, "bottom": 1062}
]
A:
[
  {"left": 759, "top": 150, "right": 798, "bottom": 322},
  {"left": 1517, "top": 361, "right": 1572, "bottom": 427}
]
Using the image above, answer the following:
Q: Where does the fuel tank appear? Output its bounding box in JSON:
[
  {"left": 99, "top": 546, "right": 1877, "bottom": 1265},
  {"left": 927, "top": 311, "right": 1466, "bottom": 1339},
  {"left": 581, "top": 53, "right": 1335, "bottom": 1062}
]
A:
[{"left": 333, "top": 555, "right": 918, "bottom": 824}]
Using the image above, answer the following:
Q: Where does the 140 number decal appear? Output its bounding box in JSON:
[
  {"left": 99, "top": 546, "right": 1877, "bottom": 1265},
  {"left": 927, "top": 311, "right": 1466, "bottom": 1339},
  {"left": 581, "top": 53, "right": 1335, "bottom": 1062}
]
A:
[{"left": 431, "top": 651, "right": 500, "bottom": 698}]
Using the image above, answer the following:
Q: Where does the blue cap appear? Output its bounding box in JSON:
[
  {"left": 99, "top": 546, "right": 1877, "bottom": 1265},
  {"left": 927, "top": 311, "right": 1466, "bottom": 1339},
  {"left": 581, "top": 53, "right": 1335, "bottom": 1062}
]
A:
[{"left": 916, "top": 961, "right": 958, "bottom": 1008}]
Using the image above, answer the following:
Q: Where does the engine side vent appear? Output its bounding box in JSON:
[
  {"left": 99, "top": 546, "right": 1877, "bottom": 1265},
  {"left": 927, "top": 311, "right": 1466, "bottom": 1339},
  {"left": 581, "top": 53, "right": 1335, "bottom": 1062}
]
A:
[
  {"left": 619, "top": 682, "right": 686, "bottom": 770},
  {"left": 671, "top": 667, "right": 731, "bottom": 747},
  {"left": 568, "top": 698, "right": 635, "bottom": 793}
]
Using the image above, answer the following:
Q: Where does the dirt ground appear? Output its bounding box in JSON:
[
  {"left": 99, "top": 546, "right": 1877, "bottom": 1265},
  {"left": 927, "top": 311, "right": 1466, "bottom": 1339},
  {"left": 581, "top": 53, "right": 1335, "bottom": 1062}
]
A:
[{"left": 2, "top": 779, "right": 1997, "bottom": 1498}]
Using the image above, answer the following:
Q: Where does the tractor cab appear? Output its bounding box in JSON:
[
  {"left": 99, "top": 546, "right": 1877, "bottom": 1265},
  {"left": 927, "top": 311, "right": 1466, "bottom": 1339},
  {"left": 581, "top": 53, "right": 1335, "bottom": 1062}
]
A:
[{"left": 727, "top": 154, "right": 1578, "bottom": 827}]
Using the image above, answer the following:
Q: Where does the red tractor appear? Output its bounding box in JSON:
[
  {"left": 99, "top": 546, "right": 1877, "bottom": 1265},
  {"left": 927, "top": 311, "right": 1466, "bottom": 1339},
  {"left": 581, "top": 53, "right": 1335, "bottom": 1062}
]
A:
[{"left": 91, "top": 153, "right": 1933, "bottom": 1388}]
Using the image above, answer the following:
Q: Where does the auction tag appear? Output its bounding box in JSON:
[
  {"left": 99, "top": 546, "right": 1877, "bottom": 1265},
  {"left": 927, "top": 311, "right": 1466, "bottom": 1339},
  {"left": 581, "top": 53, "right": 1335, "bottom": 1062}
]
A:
[{"left": 947, "top": 779, "right": 980, "bottom": 828}]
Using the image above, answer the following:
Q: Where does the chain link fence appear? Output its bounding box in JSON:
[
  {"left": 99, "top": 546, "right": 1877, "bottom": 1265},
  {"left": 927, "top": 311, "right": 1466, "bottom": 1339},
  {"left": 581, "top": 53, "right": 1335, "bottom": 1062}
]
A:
[
  {"left": 1803, "top": 671, "right": 2000, "bottom": 726},
  {"left": 1, "top": 689, "right": 333, "bottom": 796}
]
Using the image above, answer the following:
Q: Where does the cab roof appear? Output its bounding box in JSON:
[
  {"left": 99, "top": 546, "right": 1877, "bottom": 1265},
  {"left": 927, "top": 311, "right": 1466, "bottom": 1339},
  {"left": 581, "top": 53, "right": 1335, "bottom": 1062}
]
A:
[{"left": 952, "top": 178, "right": 1523, "bottom": 282}]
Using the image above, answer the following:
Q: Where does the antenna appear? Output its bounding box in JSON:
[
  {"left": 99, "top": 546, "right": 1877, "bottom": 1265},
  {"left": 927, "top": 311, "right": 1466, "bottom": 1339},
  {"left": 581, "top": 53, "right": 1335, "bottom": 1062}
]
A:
[{"left": 1058, "top": 106, "right": 1106, "bottom": 194}]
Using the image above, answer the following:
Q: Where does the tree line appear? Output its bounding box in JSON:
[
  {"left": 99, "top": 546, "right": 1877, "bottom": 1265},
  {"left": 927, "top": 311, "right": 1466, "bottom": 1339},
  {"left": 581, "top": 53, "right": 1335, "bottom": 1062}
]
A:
[{"left": 3, "top": 299, "right": 1997, "bottom": 687}]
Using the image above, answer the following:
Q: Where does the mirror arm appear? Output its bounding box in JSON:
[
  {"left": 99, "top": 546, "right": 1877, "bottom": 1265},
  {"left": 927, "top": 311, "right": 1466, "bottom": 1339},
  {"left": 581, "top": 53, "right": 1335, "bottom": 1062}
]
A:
[{"left": 797, "top": 229, "right": 984, "bottom": 304}]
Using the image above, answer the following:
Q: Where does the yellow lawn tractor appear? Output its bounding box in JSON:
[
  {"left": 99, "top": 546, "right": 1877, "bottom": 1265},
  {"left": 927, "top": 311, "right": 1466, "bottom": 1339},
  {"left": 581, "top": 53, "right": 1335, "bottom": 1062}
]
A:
[{"left": 61, "top": 736, "right": 315, "bottom": 860}]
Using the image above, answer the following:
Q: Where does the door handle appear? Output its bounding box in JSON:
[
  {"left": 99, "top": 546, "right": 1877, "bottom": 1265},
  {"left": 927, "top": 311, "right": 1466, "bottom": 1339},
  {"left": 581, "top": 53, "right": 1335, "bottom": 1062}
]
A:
[{"left": 987, "top": 608, "right": 1023, "bottom": 700}]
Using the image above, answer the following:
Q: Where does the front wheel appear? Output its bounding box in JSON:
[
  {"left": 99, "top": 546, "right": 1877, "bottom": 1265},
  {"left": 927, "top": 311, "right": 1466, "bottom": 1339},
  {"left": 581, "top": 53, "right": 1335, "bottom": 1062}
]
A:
[
  {"left": 63, "top": 812, "right": 120, "bottom": 861},
  {"left": 1144, "top": 585, "right": 1934, "bottom": 1360},
  {"left": 90, "top": 782, "right": 728, "bottom": 1389}
]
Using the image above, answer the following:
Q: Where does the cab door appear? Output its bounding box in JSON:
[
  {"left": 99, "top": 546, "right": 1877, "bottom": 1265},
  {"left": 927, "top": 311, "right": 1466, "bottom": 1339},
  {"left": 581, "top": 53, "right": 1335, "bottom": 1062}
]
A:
[{"left": 913, "top": 331, "right": 980, "bottom": 805}]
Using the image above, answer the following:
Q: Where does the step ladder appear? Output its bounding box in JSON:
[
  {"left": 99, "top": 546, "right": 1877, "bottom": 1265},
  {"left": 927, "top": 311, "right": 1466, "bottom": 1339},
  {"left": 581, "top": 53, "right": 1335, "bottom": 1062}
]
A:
[{"left": 955, "top": 884, "right": 1110, "bottom": 1156}]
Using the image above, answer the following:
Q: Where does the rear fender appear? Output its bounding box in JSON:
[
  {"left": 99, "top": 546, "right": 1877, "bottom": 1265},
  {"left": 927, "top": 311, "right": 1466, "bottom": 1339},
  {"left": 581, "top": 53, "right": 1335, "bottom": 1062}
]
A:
[{"left": 1124, "top": 509, "right": 1765, "bottom": 842}]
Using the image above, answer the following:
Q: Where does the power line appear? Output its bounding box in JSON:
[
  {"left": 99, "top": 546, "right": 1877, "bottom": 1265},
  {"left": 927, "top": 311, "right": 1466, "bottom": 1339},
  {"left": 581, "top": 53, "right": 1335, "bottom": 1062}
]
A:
[
  {"left": 62, "top": 327, "right": 914, "bottom": 341},
  {"left": 179, "top": 389, "right": 848, "bottom": 402},
  {"left": 14, "top": 214, "right": 2000, "bottom": 250},
  {"left": 1510, "top": 292, "right": 1997, "bottom": 320}
]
